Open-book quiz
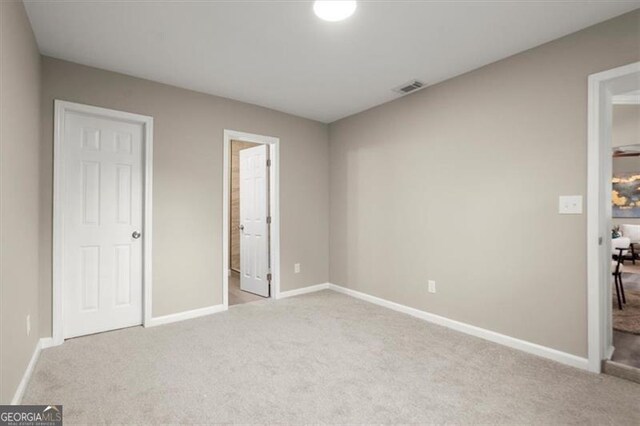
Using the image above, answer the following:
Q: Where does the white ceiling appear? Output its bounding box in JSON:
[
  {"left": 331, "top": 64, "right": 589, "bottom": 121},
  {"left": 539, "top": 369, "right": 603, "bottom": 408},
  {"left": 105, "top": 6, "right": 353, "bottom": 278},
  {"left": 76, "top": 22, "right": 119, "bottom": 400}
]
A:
[{"left": 24, "top": 1, "right": 640, "bottom": 123}]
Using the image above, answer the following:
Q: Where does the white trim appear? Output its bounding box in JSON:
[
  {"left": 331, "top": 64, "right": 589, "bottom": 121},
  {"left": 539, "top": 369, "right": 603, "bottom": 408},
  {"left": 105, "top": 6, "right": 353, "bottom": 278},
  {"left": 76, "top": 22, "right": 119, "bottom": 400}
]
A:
[
  {"left": 143, "top": 116, "right": 154, "bottom": 329},
  {"left": 587, "top": 70, "right": 606, "bottom": 373},
  {"left": 39, "top": 337, "right": 55, "bottom": 350},
  {"left": 278, "top": 283, "right": 330, "bottom": 299},
  {"left": 612, "top": 93, "right": 640, "bottom": 104},
  {"left": 13, "top": 282, "right": 589, "bottom": 404},
  {"left": 10, "top": 338, "right": 53, "bottom": 405},
  {"left": 146, "top": 304, "right": 227, "bottom": 327},
  {"left": 587, "top": 62, "right": 640, "bottom": 373},
  {"left": 53, "top": 100, "right": 154, "bottom": 346},
  {"left": 11, "top": 340, "right": 40, "bottom": 404},
  {"left": 606, "top": 344, "right": 615, "bottom": 361},
  {"left": 222, "top": 130, "right": 280, "bottom": 308},
  {"left": 328, "top": 284, "right": 589, "bottom": 371}
]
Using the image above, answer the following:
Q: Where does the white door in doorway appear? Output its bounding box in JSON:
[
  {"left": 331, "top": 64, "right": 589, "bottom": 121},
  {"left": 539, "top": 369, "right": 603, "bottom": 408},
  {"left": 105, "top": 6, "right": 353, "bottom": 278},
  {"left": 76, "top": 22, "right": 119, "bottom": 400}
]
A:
[
  {"left": 239, "top": 144, "right": 270, "bottom": 297},
  {"left": 62, "top": 111, "right": 144, "bottom": 338}
]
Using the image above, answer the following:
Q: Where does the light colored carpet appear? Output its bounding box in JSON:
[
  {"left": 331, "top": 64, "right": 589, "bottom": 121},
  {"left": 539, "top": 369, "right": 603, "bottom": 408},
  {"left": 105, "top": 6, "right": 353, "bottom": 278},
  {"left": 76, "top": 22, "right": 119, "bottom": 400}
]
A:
[{"left": 24, "top": 290, "right": 640, "bottom": 424}]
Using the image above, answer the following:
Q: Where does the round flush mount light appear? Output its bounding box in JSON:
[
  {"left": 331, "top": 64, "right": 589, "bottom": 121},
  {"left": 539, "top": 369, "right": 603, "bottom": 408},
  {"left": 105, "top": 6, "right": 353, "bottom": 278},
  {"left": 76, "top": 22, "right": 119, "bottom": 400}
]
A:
[{"left": 313, "top": 1, "right": 357, "bottom": 22}]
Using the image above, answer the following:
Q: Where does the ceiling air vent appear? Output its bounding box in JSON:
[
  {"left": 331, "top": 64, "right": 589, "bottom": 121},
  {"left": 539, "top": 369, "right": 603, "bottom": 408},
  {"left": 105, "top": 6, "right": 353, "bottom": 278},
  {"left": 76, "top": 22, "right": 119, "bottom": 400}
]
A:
[{"left": 393, "top": 80, "right": 425, "bottom": 95}]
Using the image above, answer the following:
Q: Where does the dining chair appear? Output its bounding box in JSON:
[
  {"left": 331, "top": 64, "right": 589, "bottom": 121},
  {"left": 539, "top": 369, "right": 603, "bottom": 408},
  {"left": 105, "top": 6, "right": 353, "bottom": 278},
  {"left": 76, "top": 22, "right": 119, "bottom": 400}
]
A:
[{"left": 619, "top": 224, "right": 640, "bottom": 264}]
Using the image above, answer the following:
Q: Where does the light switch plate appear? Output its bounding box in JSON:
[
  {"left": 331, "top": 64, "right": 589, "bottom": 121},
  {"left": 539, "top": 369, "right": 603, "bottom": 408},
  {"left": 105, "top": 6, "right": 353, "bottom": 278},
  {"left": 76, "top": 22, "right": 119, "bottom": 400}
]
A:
[
  {"left": 559, "top": 195, "right": 583, "bottom": 214},
  {"left": 428, "top": 280, "right": 436, "bottom": 294},
  {"left": 294, "top": 263, "right": 301, "bottom": 274}
]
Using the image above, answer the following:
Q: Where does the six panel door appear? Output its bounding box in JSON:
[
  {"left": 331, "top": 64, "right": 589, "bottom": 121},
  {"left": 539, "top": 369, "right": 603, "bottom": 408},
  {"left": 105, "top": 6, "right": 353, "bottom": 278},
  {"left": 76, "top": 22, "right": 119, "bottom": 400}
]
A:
[
  {"left": 62, "top": 111, "right": 144, "bottom": 338},
  {"left": 239, "top": 144, "right": 270, "bottom": 297}
]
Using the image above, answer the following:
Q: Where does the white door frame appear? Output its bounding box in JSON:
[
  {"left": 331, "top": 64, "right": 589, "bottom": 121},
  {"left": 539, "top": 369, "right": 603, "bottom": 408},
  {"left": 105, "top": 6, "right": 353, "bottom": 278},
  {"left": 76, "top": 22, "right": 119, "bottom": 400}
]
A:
[
  {"left": 52, "top": 100, "right": 154, "bottom": 346},
  {"left": 222, "top": 129, "right": 280, "bottom": 308},
  {"left": 587, "top": 61, "right": 640, "bottom": 372}
]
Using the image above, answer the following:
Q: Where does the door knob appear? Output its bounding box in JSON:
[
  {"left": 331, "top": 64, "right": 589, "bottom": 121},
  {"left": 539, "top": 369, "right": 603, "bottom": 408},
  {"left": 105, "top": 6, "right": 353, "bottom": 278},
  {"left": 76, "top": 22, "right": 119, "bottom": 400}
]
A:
[
  {"left": 132, "top": 231, "right": 141, "bottom": 239},
  {"left": 239, "top": 225, "right": 244, "bottom": 231}
]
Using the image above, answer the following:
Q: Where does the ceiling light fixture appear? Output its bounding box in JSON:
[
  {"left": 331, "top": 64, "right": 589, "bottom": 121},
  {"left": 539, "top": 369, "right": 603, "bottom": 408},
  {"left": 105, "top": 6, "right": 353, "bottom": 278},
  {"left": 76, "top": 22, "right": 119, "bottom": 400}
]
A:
[{"left": 313, "top": 1, "right": 357, "bottom": 22}]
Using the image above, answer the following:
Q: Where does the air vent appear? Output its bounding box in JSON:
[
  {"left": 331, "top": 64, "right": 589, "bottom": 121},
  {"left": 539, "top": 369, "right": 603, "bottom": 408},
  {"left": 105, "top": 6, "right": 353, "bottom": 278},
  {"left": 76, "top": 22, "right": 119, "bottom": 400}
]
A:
[{"left": 393, "top": 80, "right": 425, "bottom": 95}]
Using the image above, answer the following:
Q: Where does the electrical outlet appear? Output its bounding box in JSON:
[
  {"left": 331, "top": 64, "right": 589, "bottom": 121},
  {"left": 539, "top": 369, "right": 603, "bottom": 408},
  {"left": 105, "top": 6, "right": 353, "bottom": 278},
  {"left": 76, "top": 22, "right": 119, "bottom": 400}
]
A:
[
  {"left": 294, "top": 263, "right": 301, "bottom": 274},
  {"left": 26, "top": 314, "right": 31, "bottom": 336},
  {"left": 428, "top": 280, "right": 436, "bottom": 294}
]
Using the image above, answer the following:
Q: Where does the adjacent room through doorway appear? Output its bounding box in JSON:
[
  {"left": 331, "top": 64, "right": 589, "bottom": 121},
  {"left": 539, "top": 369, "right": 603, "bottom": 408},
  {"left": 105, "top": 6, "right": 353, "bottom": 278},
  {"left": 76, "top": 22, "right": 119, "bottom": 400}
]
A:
[{"left": 610, "top": 98, "right": 640, "bottom": 374}]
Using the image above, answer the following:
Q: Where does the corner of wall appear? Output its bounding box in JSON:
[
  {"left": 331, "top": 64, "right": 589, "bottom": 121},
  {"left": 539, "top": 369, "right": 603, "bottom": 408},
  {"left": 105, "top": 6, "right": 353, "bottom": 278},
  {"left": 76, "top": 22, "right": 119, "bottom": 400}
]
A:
[{"left": 0, "top": 0, "right": 44, "bottom": 404}]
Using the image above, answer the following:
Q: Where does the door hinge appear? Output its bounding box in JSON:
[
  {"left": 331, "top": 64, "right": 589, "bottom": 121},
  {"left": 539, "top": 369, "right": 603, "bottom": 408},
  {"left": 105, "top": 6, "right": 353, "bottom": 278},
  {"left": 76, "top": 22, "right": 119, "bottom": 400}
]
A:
[
  {"left": 267, "top": 216, "right": 271, "bottom": 224},
  {"left": 267, "top": 159, "right": 271, "bottom": 167},
  {"left": 267, "top": 273, "right": 272, "bottom": 282}
]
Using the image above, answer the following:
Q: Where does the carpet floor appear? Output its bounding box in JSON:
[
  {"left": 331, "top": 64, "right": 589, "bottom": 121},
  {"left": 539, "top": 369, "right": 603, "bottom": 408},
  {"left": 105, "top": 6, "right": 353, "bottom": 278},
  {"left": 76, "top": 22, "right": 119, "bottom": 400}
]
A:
[
  {"left": 613, "top": 289, "right": 640, "bottom": 334},
  {"left": 24, "top": 291, "right": 640, "bottom": 424},
  {"left": 612, "top": 273, "right": 640, "bottom": 370}
]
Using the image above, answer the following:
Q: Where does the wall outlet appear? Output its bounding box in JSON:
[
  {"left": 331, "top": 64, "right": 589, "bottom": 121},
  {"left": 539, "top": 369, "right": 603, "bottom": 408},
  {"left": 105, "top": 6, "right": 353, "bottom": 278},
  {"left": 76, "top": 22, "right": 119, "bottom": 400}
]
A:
[
  {"left": 26, "top": 314, "right": 31, "bottom": 336},
  {"left": 428, "top": 280, "right": 436, "bottom": 294},
  {"left": 294, "top": 263, "right": 301, "bottom": 274}
]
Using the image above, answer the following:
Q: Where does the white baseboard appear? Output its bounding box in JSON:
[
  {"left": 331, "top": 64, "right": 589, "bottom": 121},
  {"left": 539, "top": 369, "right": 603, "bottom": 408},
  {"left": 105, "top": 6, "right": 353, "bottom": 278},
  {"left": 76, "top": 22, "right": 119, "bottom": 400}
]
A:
[
  {"left": 11, "top": 337, "right": 54, "bottom": 405},
  {"left": 145, "top": 304, "right": 227, "bottom": 327},
  {"left": 606, "top": 344, "right": 615, "bottom": 360},
  {"left": 14, "top": 307, "right": 226, "bottom": 402},
  {"left": 39, "top": 337, "right": 55, "bottom": 349},
  {"left": 277, "top": 283, "right": 330, "bottom": 299},
  {"left": 328, "top": 283, "right": 590, "bottom": 371},
  {"left": 12, "top": 282, "right": 587, "bottom": 405}
]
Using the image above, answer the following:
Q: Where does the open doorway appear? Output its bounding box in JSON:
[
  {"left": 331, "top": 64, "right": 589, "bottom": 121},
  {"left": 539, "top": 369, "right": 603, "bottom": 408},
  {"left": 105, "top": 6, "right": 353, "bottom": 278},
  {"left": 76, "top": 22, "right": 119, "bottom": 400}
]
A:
[
  {"left": 609, "top": 95, "right": 640, "bottom": 376},
  {"left": 222, "top": 130, "right": 280, "bottom": 307},
  {"left": 230, "top": 139, "right": 267, "bottom": 305},
  {"left": 587, "top": 62, "right": 640, "bottom": 376}
]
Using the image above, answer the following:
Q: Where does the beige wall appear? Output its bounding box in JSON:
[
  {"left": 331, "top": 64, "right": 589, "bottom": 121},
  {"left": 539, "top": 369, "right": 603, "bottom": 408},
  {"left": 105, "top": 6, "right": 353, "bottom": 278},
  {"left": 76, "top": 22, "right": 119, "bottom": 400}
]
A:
[
  {"left": 612, "top": 104, "right": 640, "bottom": 148},
  {"left": 230, "top": 140, "right": 260, "bottom": 271},
  {"left": 0, "top": 0, "right": 42, "bottom": 404},
  {"left": 39, "top": 57, "right": 330, "bottom": 333},
  {"left": 329, "top": 10, "right": 640, "bottom": 358},
  {"left": 613, "top": 156, "right": 640, "bottom": 174},
  {"left": 612, "top": 105, "right": 640, "bottom": 226}
]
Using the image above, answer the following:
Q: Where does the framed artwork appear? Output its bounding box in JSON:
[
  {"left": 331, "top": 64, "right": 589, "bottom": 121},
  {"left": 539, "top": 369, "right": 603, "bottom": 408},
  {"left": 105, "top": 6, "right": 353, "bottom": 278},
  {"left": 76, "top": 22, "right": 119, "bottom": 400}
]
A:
[{"left": 612, "top": 173, "right": 640, "bottom": 218}]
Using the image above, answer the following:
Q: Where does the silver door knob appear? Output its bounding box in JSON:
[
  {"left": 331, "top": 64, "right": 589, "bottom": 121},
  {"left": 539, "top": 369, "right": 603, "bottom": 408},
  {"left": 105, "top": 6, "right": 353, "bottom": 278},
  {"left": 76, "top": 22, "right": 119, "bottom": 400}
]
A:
[
  {"left": 239, "top": 225, "right": 244, "bottom": 231},
  {"left": 132, "top": 231, "right": 141, "bottom": 239}
]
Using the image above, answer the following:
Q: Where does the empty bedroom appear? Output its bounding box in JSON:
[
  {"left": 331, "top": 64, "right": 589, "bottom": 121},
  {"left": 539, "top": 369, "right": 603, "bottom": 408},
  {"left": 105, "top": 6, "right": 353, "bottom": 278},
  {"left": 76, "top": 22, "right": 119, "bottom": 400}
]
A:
[{"left": 1, "top": 0, "right": 639, "bottom": 423}]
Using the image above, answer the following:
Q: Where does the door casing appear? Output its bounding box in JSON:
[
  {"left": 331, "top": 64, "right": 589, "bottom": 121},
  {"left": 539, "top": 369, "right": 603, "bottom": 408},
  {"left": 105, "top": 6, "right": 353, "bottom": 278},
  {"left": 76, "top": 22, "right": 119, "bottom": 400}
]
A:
[
  {"left": 223, "top": 129, "right": 280, "bottom": 307},
  {"left": 587, "top": 62, "right": 640, "bottom": 372},
  {"left": 53, "top": 100, "right": 154, "bottom": 346}
]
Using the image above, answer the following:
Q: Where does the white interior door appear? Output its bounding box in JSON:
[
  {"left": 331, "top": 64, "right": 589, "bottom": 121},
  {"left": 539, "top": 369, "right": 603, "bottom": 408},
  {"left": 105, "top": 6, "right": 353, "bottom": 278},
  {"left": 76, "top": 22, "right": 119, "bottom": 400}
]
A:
[
  {"left": 239, "top": 144, "right": 270, "bottom": 297},
  {"left": 62, "top": 111, "right": 144, "bottom": 338}
]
